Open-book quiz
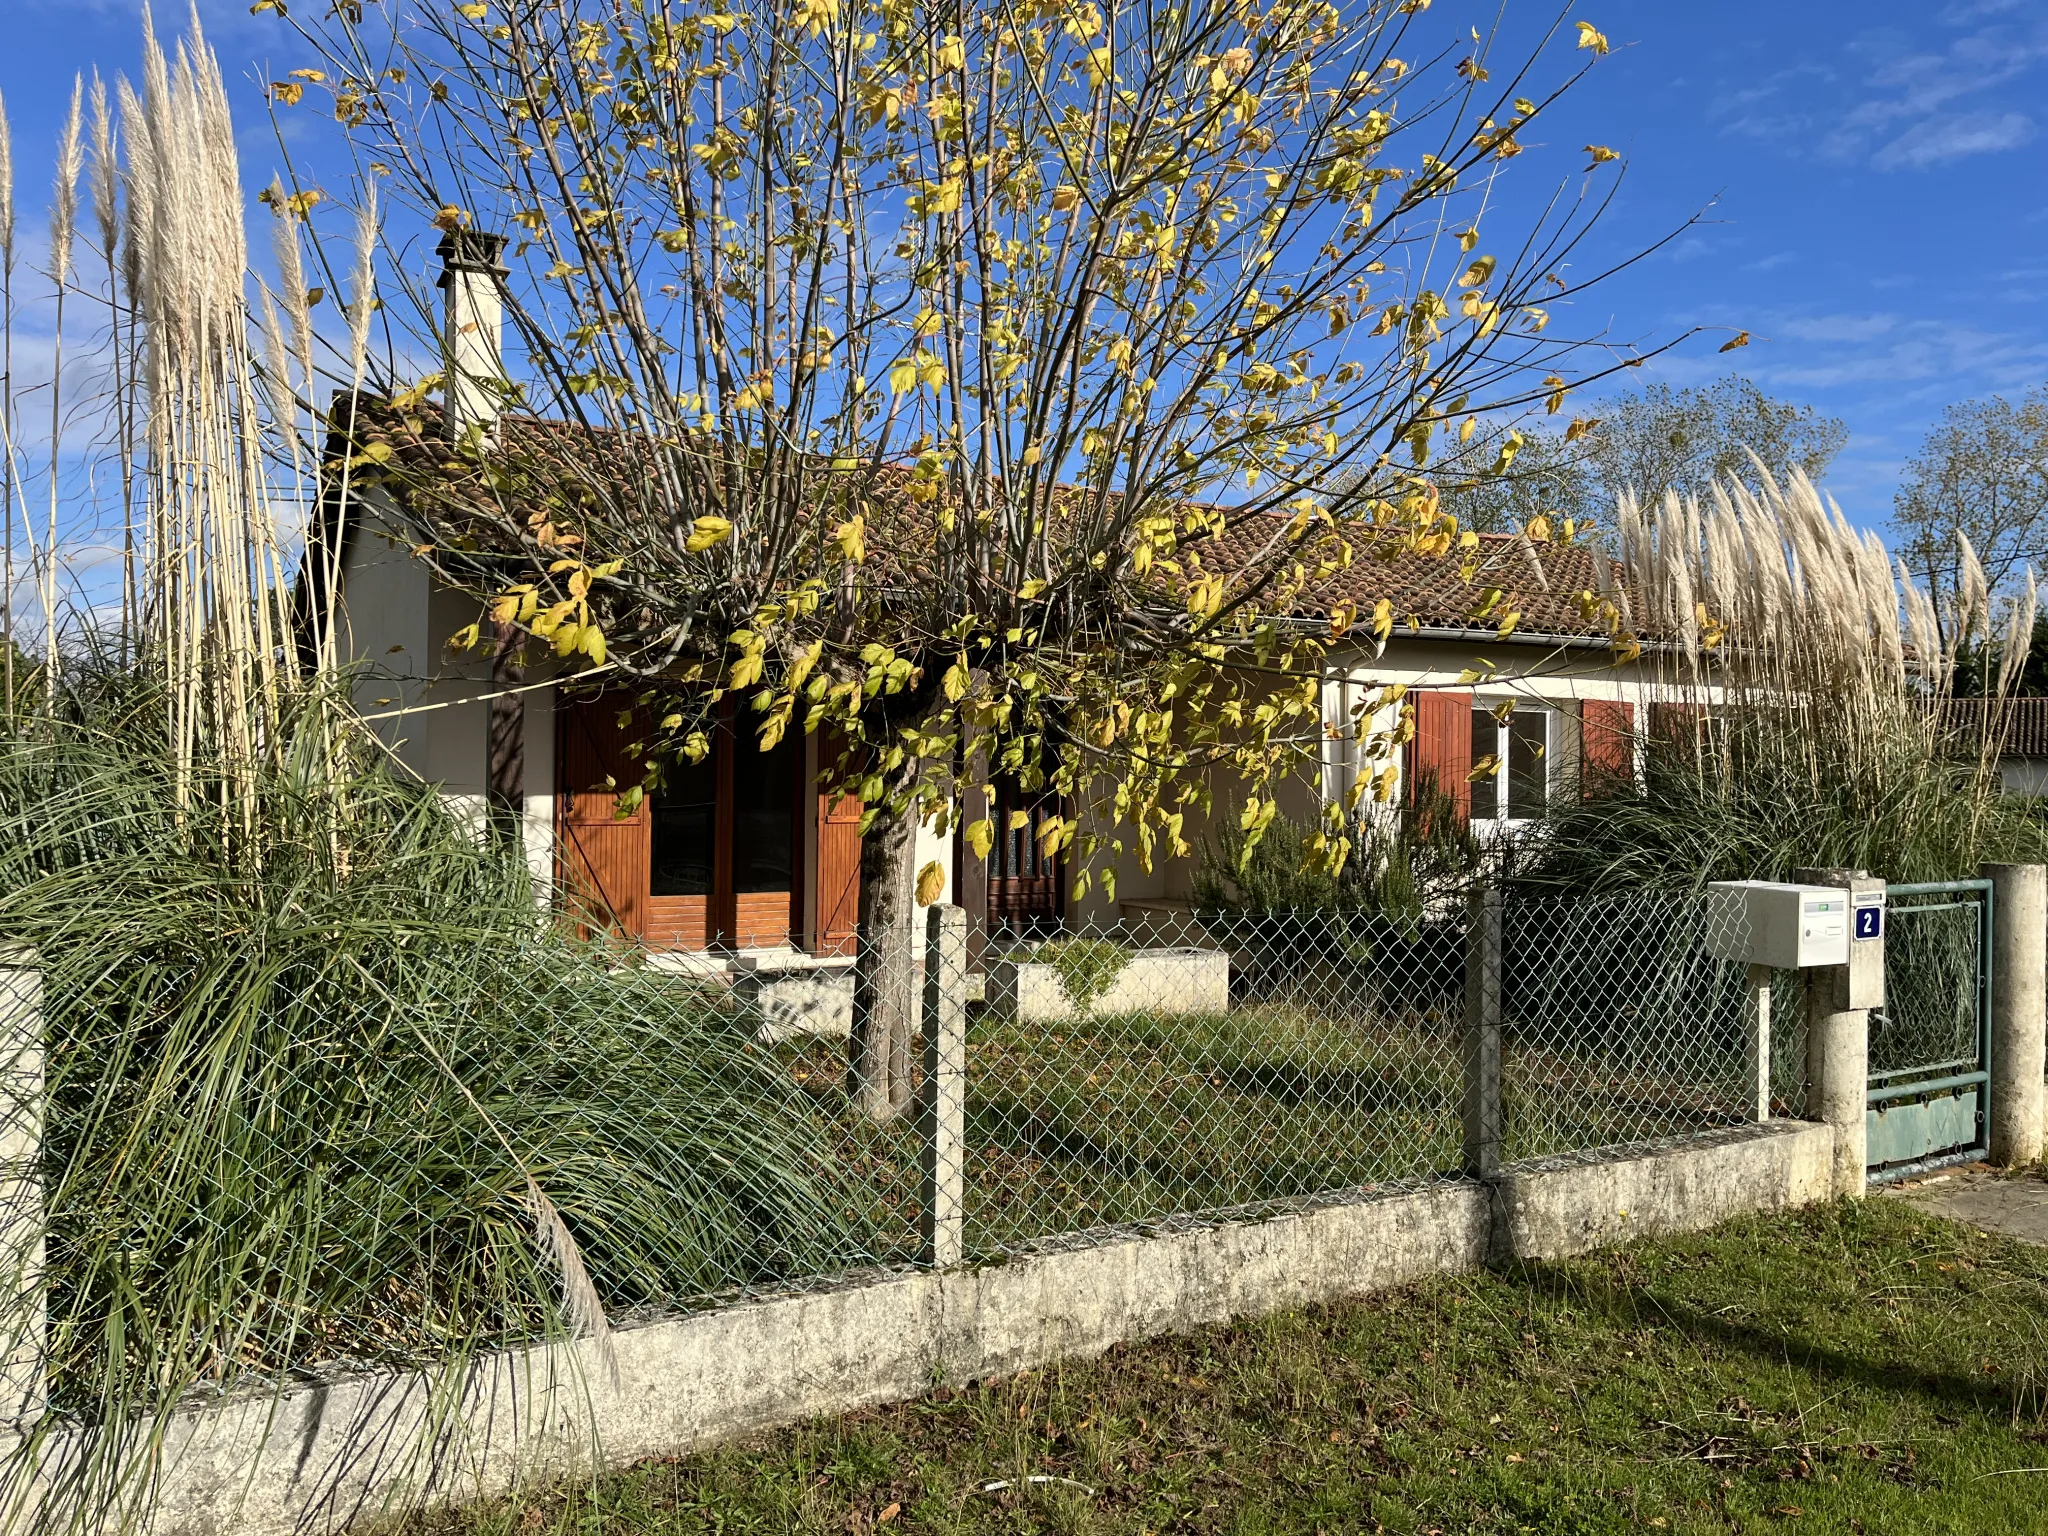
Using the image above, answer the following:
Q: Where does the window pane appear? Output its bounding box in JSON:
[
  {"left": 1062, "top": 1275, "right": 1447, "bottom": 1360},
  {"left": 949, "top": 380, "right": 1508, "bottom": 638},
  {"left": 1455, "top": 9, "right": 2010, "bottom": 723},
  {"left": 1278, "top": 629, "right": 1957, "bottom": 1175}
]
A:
[
  {"left": 651, "top": 752, "right": 717, "bottom": 897},
  {"left": 1508, "top": 712, "right": 1549, "bottom": 819},
  {"left": 732, "top": 733, "right": 798, "bottom": 893},
  {"left": 1469, "top": 709, "right": 1498, "bottom": 819}
]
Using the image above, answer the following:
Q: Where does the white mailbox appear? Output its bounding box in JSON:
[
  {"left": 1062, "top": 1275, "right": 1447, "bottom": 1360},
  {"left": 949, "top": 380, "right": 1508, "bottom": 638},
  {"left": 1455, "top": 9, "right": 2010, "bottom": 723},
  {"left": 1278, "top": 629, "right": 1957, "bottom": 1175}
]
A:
[{"left": 1704, "top": 880, "right": 1851, "bottom": 969}]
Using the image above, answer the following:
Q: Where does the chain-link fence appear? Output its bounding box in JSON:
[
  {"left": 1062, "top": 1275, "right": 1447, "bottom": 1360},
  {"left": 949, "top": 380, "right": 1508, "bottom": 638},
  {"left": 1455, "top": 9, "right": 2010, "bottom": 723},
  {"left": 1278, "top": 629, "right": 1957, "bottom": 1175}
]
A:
[
  {"left": 957, "top": 906, "right": 1468, "bottom": 1256},
  {"left": 12, "top": 885, "right": 1789, "bottom": 1419},
  {"left": 1499, "top": 893, "right": 1759, "bottom": 1163}
]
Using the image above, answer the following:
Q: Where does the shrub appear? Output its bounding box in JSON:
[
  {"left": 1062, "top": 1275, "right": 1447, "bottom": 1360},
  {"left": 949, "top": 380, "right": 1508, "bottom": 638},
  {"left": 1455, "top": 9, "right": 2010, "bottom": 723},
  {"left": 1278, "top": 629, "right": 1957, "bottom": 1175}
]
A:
[{"left": 1026, "top": 936, "right": 1131, "bottom": 1013}]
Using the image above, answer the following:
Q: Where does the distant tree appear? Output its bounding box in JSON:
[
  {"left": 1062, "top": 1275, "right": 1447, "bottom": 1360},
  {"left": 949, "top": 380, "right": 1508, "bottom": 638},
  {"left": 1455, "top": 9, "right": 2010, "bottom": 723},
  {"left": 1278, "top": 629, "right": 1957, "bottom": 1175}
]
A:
[
  {"left": 1431, "top": 421, "right": 1600, "bottom": 533},
  {"left": 1437, "top": 374, "right": 1848, "bottom": 536},
  {"left": 1892, "top": 388, "right": 2048, "bottom": 642},
  {"left": 1588, "top": 374, "right": 1847, "bottom": 507}
]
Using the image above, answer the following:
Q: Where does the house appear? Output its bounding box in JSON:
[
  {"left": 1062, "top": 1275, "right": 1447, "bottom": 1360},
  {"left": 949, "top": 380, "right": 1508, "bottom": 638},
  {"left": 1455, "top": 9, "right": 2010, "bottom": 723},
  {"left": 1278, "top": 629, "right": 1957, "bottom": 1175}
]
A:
[
  {"left": 1937, "top": 697, "right": 2048, "bottom": 795},
  {"left": 322, "top": 234, "right": 1697, "bottom": 976}
]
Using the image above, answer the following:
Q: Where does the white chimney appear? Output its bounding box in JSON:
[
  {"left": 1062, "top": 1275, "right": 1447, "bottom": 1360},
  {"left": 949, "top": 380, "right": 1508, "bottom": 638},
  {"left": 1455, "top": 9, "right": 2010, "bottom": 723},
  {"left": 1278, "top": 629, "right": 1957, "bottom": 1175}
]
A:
[{"left": 436, "top": 229, "right": 508, "bottom": 441}]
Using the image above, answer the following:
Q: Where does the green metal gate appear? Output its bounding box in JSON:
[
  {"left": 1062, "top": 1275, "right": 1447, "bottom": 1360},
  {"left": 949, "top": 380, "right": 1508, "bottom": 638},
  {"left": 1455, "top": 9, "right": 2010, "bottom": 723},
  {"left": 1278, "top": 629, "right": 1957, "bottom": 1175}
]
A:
[{"left": 1865, "top": 880, "right": 1993, "bottom": 1183}]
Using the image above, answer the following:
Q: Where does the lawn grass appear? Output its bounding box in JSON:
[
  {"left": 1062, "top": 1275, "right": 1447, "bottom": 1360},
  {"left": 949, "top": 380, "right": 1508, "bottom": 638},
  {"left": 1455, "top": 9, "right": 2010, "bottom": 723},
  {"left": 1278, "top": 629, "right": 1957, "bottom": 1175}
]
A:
[{"left": 409, "top": 1187, "right": 2048, "bottom": 1535}]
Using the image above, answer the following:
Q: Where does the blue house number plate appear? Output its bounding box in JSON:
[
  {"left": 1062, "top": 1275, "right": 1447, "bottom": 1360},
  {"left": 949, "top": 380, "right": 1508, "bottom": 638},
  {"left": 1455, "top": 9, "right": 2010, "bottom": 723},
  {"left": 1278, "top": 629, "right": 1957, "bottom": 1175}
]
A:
[{"left": 1854, "top": 901, "right": 1883, "bottom": 941}]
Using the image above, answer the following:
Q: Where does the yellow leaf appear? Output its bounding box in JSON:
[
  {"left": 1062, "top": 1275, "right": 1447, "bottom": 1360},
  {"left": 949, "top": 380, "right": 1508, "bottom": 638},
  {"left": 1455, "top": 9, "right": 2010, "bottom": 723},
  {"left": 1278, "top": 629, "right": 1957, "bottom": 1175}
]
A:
[
  {"left": 1575, "top": 20, "right": 1609, "bottom": 54},
  {"left": 1565, "top": 415, "right": 1599, "bottom": 443},
  {"left": 1584, "top": 144, "right": 1619, "bottom": 170},
  {"left": 1084, "top": 45, "right": 1115, "bottom": 89},
  {"left": 1543, "top": 375, "right": 1568, "bottom": 414},
  {"left": 965, "top": 818, "right": 994, "bottom": 859},
  {"left": 1050, "top": 185, "right": 1080, "bottom": 212},
  {"left": 834, "top": 516, "right": 868, "bottom": 563},
  {"left": 1457, "top": 254, "right": 1495, "bottom": 288},
  {"left": 581, "top": 625, "right": 607, "bottom": 663},
  {"left": 887, "top": 358, "right": 918, "bottom": 395},
  {"left": 1719, "top": 330, "right": 1751, "bottom": 353},
  {"left": 686, "top": 516, "right": 733, "bottom": 552},
  {"left": 943, "top": 658, "right": 972, "bottom": 701},
  {"left": 449, "top": 622, "right": 480, "bottom": 652},
  {"left": 915, "top": 860, "right": 946, "bottom": 907},
  {"left": 432, "top": 204, "right": 468, "bottom": 231},
  {"left": 455, "top": 2, "right": 487, "bottom": 16}
]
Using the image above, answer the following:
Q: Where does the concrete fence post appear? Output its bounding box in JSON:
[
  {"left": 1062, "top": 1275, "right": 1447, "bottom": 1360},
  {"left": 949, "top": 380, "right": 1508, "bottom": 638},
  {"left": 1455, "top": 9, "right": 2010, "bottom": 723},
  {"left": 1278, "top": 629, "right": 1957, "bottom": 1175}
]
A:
[
  {"left": 1744, "top": 964, "right": 1773, "bottom": 1123},
  {"left": 0, "top": 947, "right": 42, "bottom": 1431},
  {"left": 1795, "top": 868, "right": 1877, "bottom": 1199},
  {"left": 1463, "top": 884, "right": 1503, "bottom": 1178},
  {"left": 919, "top": 905, "right": 968, "bottom": 1269},
  {"left": 1984, "top": 862, "right": 2046, "bottom": 1166}
]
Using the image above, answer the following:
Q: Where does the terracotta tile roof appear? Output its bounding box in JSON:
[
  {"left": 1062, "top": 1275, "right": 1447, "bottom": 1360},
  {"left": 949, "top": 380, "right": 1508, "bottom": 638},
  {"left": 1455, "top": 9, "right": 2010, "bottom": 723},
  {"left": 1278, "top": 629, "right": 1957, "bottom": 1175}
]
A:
[
  {"left": 1938, "top": 696, "right": 2048, "bottom": 758},
  {"left": 323, "top": 399, "right": 1640, "bottom": 646},
  {"left": 1200, "top": 517, "right": 1633, "bottom": 641}
]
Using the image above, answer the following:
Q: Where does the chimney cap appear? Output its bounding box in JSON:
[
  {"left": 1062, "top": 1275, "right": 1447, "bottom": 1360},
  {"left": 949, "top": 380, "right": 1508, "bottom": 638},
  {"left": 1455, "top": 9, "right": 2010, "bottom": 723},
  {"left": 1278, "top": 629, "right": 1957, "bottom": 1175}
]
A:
[{"left": 436, "top": 229, "right": 508, "bottom": 286}]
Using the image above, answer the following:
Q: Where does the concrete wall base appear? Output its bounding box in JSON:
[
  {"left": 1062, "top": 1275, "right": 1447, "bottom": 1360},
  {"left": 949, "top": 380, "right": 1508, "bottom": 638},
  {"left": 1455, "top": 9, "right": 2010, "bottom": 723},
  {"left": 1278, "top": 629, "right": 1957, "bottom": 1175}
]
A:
[
  {"left": 17, "top": 1121, "right": 1834, "bottom": 1536},
  {"left": 1489, "top": 1119, "right": 1836, "bottom": 1260}
]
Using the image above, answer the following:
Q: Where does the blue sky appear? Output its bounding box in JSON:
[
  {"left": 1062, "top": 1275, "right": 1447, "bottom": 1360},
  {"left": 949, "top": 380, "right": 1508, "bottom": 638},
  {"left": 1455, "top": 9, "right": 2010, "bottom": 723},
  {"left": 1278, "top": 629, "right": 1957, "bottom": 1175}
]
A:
[{"left": 1, "top": 0, "right": 2044, "bottom": 536}]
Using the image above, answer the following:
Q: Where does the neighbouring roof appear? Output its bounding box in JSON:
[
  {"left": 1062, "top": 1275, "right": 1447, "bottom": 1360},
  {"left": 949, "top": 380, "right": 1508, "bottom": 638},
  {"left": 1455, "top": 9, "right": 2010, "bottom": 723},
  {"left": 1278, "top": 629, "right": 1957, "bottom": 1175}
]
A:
[
  {"left": 320, "top": 398, "right": 1643, "bottom": 649},
  {"left": 1938, "top": 696, "right": 2048, "bottom": 759}
]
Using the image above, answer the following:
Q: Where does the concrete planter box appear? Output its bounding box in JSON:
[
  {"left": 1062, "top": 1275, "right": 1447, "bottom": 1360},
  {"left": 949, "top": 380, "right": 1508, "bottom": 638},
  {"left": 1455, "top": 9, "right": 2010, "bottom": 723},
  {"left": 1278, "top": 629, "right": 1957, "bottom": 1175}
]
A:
[
  {"left": 986, "top": 946, "right": 1230, "bottom": 1022},
  {"left": 736, "top": 958, "right": 856, "bottom": 1043}
]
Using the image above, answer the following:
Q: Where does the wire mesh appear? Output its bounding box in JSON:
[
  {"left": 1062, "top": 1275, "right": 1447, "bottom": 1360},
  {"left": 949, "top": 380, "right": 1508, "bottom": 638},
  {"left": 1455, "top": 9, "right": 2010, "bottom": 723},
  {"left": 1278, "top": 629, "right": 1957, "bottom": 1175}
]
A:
[
  {"left": 1871, "top": 892, "right": 1986, "bottom": 1082},
  {"left": 32, "top": 935, "right": 931, "bottom": 1411},
  {"left": 1498, "top": 893, "right": 1755, "bottom": 1162},
  {"left": 955, "top": 907, "right": 1469, "bottom": 1256},
  {"left": 21, "top": 883, "right": 1802, "bottom": 1411}
]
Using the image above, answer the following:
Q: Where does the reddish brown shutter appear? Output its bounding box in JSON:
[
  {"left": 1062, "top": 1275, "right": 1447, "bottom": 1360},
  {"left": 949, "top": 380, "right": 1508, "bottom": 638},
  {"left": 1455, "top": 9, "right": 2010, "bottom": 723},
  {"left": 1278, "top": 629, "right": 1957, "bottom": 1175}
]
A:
[
  {"left": 556, "top": 695, "right": 650, "bottom": 943},
  {"left": 1407, "top": 690, "right": 1473, "bottom": 823},
  {"left": 1581, "top": 699, "right": 1635, "bottom": 792},
  {"left": 814, "top": 728, "right": 862, "bottom": 957}
]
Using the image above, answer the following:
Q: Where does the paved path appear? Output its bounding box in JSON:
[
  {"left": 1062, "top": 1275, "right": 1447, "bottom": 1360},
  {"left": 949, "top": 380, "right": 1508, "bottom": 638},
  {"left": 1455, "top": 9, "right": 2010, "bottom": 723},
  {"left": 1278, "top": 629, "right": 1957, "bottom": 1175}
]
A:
[{"left": 1890, "top": 1167, "right": 2048, "bottom": 1245}]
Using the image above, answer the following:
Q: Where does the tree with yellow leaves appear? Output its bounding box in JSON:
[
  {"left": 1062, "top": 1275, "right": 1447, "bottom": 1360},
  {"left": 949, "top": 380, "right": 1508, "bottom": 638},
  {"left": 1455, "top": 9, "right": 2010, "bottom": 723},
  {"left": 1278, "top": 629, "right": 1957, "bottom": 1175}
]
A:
[{"left": 286, "top": 0, "right": 1642, "bottom": 1117}]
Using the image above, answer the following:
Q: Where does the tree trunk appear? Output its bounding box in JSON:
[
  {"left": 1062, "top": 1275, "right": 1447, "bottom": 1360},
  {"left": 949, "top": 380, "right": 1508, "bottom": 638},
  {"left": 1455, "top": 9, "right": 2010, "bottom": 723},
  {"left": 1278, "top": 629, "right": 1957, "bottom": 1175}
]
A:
[{"left": 847, "top": 768, "right": 921, "bottom": 1121}]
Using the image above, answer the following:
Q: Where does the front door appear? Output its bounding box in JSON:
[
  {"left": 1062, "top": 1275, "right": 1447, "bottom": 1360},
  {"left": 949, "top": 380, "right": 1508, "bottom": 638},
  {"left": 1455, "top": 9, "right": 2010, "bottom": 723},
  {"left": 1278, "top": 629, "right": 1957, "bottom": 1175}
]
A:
[{"left": 986, "top": 773, "right": 1065, "bottom": 938}]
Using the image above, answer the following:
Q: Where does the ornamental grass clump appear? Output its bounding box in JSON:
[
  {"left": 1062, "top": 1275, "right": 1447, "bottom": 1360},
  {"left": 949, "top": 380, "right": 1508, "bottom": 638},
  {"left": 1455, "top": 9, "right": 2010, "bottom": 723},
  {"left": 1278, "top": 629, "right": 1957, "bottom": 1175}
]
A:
[
  {"left": 1524, "top": 466, "right": 2047, "bottom": 893},
  {"left": 0, "top": 675, "right": 859, "bottom": 1531}
]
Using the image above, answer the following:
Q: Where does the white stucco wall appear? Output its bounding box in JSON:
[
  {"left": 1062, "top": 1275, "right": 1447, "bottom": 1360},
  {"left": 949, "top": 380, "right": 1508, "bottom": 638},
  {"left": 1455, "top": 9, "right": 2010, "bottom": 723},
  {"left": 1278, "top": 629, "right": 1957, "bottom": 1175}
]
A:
[
  {"left": 2001, "top": 757, "right": 2048, "bottom": 796},
  {"left": 337, "top": 498, "right": 552, "bottom": 887}
]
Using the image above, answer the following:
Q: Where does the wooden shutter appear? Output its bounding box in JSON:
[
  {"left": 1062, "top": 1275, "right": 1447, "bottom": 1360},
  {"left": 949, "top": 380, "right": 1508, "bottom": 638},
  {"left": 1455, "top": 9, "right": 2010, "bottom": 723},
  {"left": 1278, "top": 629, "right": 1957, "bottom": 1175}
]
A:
[
  {"left": 1581, "top": 699, "right": 1636, "bottom": 793},
  {"left": 1406, "top": 690, "right": 1473, "bottom": 823},
  {"left": 555, "top": 695, "right": 650, "bottom": 943},
  {"left": 814, "top": 727, "right": 862, "bottom": 957}
]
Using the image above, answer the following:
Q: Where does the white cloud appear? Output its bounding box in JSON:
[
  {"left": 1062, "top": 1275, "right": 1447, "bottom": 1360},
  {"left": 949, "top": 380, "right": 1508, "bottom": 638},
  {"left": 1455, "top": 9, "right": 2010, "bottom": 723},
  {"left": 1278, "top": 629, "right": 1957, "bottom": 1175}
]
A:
[
  {"left": 1872, "top": 109, "right": 2036, "bottom": 169},
  {"left": 1778, "top": 314, "right": 1898, "bottom": 344}
]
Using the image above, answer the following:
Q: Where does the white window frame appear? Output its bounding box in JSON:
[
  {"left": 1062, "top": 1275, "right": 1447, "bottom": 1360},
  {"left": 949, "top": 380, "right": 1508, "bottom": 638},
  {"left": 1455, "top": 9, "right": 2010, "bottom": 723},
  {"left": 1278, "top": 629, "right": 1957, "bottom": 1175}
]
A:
[{"left": 1470, "top": 702, "right": 1554, "bottom": 825}]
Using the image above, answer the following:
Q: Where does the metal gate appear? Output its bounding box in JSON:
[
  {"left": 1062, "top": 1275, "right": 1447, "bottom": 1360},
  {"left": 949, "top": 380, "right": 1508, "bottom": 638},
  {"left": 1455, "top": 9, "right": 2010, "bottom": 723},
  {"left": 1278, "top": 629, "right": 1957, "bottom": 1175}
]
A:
[{"left": 1866, "top": 880, "right": 1993, "bottom": 1183}]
